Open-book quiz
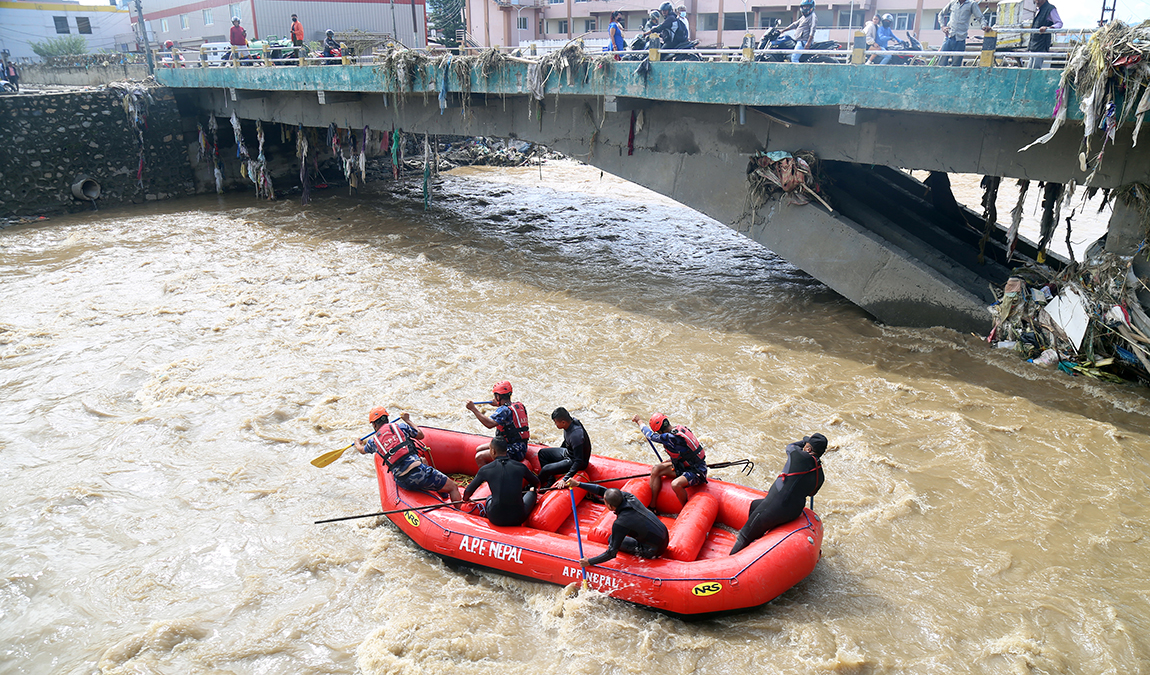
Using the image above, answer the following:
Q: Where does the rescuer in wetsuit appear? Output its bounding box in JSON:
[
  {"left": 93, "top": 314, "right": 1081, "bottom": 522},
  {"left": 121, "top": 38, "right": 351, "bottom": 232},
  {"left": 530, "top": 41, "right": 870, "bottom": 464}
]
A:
[
  {"left": 467, "top": 380, "right": 530, "bottom": 468},
  {"left": 463, "top": 438, "right": 541, "bottom": 527},
  {"left": 729, "top": 433, "right": 827, "bottom": 554},
  {"left": 633, "top": 413, "right": 707, "bottom": 509},
  {"left": 565, "top": 480, "right": 669, "bottom": 564},
  {"left": 537, "top": 407, "right": 592, "bottom": 487},
  {"left": 354, "top": 406, "right": 463, "bottom": 503}
]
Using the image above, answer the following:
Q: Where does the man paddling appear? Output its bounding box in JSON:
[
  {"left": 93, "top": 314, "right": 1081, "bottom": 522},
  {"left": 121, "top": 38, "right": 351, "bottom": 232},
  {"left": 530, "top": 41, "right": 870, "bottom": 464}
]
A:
[
  {"left": 730, "top": 433, "right": 827, "bottom": 554},
  {"left": 633, "top": 413, "right": 707, "bottom": 509},
  {"left": 466, "top": 380, "right": 530, "bottom": 467},
  {"left": 463, "top": 438, "right": 540, "bottom": 526},
  {"left": 537, "top": 407, "right": 592, "bottom": 487},
  {"left": 355, "top": 407, "right": 462, "bottom": 503},
  {"left": 565, "top": 479, "right": 668, "bottom": 565}
]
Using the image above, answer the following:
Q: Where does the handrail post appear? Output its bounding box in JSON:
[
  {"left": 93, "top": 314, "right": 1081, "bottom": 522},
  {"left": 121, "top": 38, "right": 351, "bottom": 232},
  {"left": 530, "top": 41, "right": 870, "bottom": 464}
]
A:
[
  {"left": 980, "top": 29, "right": 997, "bottom": 67},
  {"left": 741, "top": 33, "right": 754, "bottom": 61},
  {"left": 341, "top": 42, "right": 350, "bottom": 65},
  {"left": 649, "top": 34, "right": 661, "bottom": 62},
  {"left": 851, "top": 30, "right": 865, "bottom": 64}
]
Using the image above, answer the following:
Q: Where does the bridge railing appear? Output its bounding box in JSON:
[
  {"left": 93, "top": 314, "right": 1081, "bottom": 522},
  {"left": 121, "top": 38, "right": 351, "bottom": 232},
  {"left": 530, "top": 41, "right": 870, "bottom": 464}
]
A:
[{"left": 154, "top": 28, "right": 1091, "bottom": 70}]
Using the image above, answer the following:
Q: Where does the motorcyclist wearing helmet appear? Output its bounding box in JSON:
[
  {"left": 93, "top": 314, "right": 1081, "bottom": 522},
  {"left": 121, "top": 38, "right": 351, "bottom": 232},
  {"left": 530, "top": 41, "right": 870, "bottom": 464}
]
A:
[
  {"left": 322, "top": 29, "right": 341, "bottom": 59},
  {"left": 467, "top": 380, "right": 531, "bottom": 467},
  {"left": 874, "top": 13, "right": 901, "bottom": 64},
  {"left": 632, "top": 413, "right": 707, "bottom": 509},
  {"left": 937, "top": 0, "right": 984, "bottom": 67},
  {"left": 780, "top": 0, "right": 817, "bottom": 63},
  {"left": 644, "top": 2, "right": 689, "bottom": 51}
]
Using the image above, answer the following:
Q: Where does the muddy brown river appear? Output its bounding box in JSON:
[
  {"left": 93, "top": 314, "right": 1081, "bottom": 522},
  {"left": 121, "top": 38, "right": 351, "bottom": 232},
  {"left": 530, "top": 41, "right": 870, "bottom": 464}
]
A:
[{"left": 1, "top": 162, "right": 1147, "bottom": 674}]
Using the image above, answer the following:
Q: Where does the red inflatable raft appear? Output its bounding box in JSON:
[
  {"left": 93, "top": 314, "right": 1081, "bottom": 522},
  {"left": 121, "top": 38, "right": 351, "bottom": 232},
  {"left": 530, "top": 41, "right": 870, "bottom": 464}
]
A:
[{"left": 373, "top": 426, "right": 823, "bottom": 618}]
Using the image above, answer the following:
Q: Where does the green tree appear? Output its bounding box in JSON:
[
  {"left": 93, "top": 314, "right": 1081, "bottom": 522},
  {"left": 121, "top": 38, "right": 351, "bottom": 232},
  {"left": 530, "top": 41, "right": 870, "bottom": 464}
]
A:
[
  {"left": 31, "top": 36, "right": 89, "bottom": 58},
  {"left": 428, "top": 0, "right": 464, "bottom": 49}
]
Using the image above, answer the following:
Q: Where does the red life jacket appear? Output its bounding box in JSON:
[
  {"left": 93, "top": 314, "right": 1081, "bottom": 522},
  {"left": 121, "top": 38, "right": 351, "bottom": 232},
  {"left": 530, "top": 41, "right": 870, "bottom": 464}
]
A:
[
  {"left": 669, "top": 425, "right": 706, "bottom": 463},
  {"left": 496, "top": 401, "right": 530, "bottom": 443},
  {"left": 374, "top": 422, "right": 416, "bottom": 470}
]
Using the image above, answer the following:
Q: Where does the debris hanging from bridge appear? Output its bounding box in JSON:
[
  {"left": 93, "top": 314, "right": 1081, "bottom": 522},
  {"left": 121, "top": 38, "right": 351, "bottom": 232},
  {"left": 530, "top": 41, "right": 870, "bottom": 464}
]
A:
[
  {"left": 745, "top": 150, "right": 829, "bottom": 209},
  {"left": 987, "top": 253, "right": 1150, "bottom": 386},
  {"left": 1020, "top": 20, "right": 1150, "bottom": 184}
]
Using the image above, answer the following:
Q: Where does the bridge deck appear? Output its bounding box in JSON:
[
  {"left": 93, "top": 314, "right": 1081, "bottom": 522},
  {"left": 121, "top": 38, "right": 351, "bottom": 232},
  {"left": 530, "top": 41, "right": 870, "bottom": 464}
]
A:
[{"left": 155, "top": 60, "right": 1067, "bottom": 122}]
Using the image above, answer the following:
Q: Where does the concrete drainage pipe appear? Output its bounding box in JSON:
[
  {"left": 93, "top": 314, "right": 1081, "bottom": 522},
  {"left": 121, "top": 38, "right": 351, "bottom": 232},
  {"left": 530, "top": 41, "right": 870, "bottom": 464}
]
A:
[{"left": 71, "top": 176, "right": 101, "bottom": 201}]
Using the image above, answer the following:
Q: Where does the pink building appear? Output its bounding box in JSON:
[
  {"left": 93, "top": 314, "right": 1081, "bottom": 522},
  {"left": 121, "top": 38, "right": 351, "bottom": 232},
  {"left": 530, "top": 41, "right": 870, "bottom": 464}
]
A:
[{"left": 464, "top": 0, "right": 1014, "bottom": 51}]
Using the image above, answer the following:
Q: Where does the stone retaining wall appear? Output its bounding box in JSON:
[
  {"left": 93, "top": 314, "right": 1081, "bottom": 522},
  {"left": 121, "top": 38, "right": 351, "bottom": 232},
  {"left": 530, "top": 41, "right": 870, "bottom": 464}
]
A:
[{"left": 0, "top": 88, "right": 197, "bottom": 218}]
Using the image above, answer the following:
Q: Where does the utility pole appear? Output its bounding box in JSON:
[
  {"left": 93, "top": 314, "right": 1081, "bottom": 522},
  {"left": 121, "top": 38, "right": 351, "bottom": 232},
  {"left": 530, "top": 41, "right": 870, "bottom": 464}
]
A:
[
  {"left": 1099, "top": 0, "right": 1116, "bottom": 25},
  {"left": 134, "top": 0, "right": 155, "bottom": 75}
]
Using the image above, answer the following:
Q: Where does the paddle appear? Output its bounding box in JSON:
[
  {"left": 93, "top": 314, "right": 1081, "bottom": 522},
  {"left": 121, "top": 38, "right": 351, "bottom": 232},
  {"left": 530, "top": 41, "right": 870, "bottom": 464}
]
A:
[
  {"left": 538, "top": 459, "right": 755, "bottom": 493},
  {"left": 632, "top": 418, "right": 665, "bottom": 462},
  {"left": 311, "top": 432, "right": 375, "bottom": 468},
  {"left": 314, "top": 497, "right": 473, "bottom": 524},
  {"left": 569, "top": 486, "right": 589, "bottom": 590}
]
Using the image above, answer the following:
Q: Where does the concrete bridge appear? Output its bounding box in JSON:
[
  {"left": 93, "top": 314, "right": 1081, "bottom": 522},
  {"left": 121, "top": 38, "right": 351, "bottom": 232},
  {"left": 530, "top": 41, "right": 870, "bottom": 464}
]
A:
[{"left": 156, "top": 56, "right": 1144, "bottom": 333}]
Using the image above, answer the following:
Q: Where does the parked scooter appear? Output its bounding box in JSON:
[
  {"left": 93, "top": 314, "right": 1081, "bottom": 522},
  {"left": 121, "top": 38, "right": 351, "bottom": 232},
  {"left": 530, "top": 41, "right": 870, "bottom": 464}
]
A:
[
  {"left": 0, "top": 77, "right": 15, "bottom": 93},
  {"left": 755, "top": 26, "right": 841, "bottom": 63}
]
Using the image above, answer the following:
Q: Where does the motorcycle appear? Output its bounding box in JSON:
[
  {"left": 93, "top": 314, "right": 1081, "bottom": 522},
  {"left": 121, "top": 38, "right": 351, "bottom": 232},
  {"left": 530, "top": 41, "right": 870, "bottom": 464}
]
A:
[
  {"left": 873, "top": 32, "right": 923, "bottom": 66},
  {"left": 624, "top": 33, "right": 700, "bottom": 62},
  {"left": 0, "top": 78, "right": 15, "bottom": 93},
  {"left": 755, "top": 26, "right": 841, "bottom": 63}
]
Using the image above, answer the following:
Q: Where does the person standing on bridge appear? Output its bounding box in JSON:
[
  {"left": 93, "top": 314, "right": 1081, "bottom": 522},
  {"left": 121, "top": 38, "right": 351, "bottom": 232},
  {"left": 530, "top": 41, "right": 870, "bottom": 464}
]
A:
[
  {"left": 565, "top": 478, "right": 668, "bottom": 565},
  {"left": 229, "top": 17, "right": 248, "bottom": 61},
  {"left": 1028, "top": 0, "right": 1062, "bottom": 69},
  {"left": 781, "top": 0, "right": 817, "bottom": 64},
  {"left": 290, "top": 14, "right": 305, "bottom": 57},
  {"left": 607, "top": 11, "right": 627, "bottom": 56},
  {"left": 729, "top": 433, "right": 827, "bottom": 554},
  {"left": 937, "top": 0, "right": 985, "bottom": 67}
]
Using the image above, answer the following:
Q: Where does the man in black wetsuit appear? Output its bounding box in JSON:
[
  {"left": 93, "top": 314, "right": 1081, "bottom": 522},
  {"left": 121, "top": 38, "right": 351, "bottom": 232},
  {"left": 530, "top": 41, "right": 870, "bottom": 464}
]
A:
[
  {"left": 565, "top": 480, "right": 669, "bottom": 565},
  {"left": 730, "top": 433, "right": 827, "bottom": 555},
  {"left": 463, "top": 438, "right": 540, "bottom": 527},
  {"left": 537, "top": 407, "right": 592, "bottom": 487}
]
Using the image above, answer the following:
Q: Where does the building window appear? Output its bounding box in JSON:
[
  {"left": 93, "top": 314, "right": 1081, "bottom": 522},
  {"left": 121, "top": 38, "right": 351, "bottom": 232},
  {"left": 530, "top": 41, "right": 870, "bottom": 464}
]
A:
[
  {"left": 539, "top": 19, "right": 545, "bottom": 34},
  {"left": 54, "top": 16, "right": 70, "bottom": 33},
  {"left": 723, "top": 12, "right": 746, "bottom": 30},
  {"left": 557, "top": 19, "right": 568, "bottom": 33},
  {"left": 548, "top": 0, "right": 562, "bottom": 4},
  {"left": 203, "top": 9, "right": 214, "bottom": 25},
  {"left": 584, "top": 19, "right": 596, "bottom": 32},
  {"left": 836, "top": 11, "right": 864, "bottom": 28},
  {"left": 229, "top": 4, "right": 242, "bottom": 21},
  {"left": 698, "top": 13, "right": 718, "bottom": 31},
  {"left": 160, "top": 18, "right": 169, "bottom": 32},
  {"left": 518, "top": 16, "right": 528, "bottom": 30},
  {"left": 77, "top": 16, "right": 93, "bottom": 33},
  {"left": 180, "top": 14, "right": 189, "bottom": 29},
  {"left": 760, "top": 13, "right": 787, "bottom": 27},
  {"left": 892, "top": 12, "right": 915, "bottom": 31}
]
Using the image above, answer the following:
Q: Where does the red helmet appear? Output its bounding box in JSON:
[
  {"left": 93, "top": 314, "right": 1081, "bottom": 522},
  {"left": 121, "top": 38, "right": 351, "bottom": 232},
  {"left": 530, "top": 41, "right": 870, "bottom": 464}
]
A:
[
  {"left": 368, "top": 406, "right": 389, "bottom": 423},
  {"left": 165, "top": 40, "right": 175, "bottom": 48},
  {"left": 492, "top": 380, "right": 513, "bottom": 395},
  {"left": 649, "top": 413, "right": 668, "bottom": 431}
]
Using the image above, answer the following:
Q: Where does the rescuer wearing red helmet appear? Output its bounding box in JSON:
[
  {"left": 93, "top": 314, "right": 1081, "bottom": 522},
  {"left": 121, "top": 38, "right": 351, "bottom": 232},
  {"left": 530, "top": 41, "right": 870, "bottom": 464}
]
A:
[
  {"left": 355, "top": 406, "right": 462, "bottom": 503},
  {"left": 632, "top": 412, "right": 707, "bottom": 509},
  {"left": 466, "top": 380, "right": 530, "bottom": 467}
]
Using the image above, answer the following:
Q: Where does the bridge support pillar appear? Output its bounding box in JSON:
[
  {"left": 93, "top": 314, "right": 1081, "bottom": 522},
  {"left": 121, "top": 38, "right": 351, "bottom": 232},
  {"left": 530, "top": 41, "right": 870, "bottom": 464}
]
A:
[{"left": 1105, "top": 198, "right": 1147, "bottom": 255}]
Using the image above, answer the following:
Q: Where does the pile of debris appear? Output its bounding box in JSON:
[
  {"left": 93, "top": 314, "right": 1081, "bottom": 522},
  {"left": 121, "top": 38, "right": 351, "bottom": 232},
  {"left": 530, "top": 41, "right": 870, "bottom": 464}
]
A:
[
  {"left": 987, "top": 253, "right": 1150, "bottom": 385},
  {"left": 436, "top": 137, "right": 559, "bottom": 169}
]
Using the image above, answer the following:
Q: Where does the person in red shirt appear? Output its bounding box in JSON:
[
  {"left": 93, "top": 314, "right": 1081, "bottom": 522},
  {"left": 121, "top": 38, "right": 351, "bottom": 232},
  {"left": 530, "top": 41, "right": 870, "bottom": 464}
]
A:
[
  {"left": 229, "top": 17, "right": 248, "bottom": 60},
  {"left": 290, "top": 14, "right": 305, "bottom": 50}
]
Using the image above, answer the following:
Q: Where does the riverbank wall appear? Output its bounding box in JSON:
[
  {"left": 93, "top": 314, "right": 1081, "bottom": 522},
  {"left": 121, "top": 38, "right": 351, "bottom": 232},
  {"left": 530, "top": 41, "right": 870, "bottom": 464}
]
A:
[
  {"left": 0, "top": 87, "right": 200, "bottom": 218},
  {"left": 19, "top": 64, "right": 150, "bottom": 87}
]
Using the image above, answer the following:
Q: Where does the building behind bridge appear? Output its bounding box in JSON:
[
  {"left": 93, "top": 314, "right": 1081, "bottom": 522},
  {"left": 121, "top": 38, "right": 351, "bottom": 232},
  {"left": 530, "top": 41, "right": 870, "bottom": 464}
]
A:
[
  {"left": 463, "top": 0, "right": 1052, "bottom": 52},
  {"left": 132, "top": 0, "right": 427, "bottom": 51}
]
